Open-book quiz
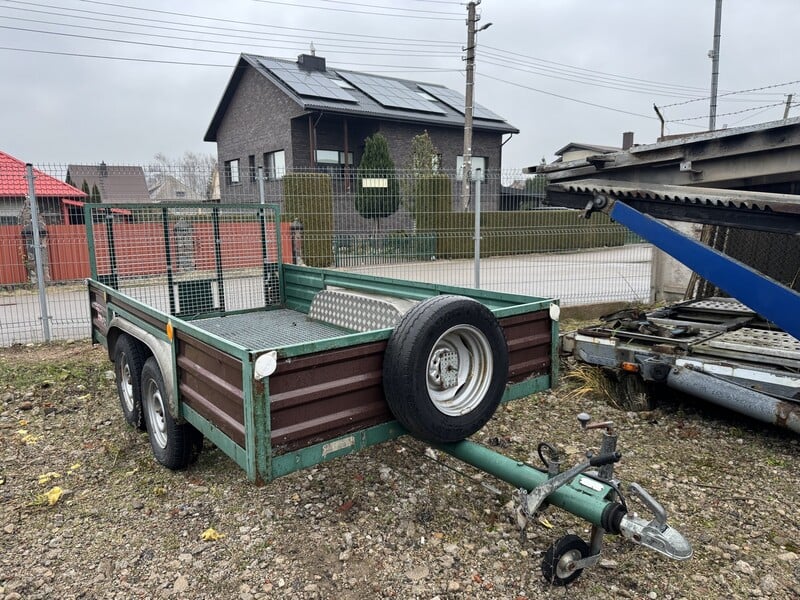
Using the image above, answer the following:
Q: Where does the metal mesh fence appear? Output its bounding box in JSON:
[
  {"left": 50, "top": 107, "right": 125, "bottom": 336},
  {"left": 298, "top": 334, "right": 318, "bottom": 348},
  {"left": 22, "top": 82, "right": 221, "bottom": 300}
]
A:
[
  {"left": 0, "top": 161, "right": 653, "bottom": 346},
  {"left": 691, "top": 224, "right": 800, "bottom": 299},
  {"left": 86, "top": 204, "right": 283, "bottom": 317}
]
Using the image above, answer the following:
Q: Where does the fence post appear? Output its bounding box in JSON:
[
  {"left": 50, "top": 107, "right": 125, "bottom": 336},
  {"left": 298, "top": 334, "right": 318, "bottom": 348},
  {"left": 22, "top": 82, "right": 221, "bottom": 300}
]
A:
[
  {"left": 25, "top": 164, "right": 51, "bottom": 342},
  {"left": 473, "top": 169, "right": 482, "bottom": 289}
]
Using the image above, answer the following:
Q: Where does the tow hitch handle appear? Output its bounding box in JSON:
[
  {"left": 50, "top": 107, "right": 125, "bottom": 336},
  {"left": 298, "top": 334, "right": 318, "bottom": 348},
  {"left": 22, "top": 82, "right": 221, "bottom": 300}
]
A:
[{"left": 588, "top": 451, "right": 621, "bottom": 468}]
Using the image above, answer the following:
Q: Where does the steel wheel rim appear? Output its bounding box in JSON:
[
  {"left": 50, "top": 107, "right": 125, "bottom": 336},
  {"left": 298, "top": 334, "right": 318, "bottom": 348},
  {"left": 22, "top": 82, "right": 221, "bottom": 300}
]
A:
[
  {"left": 555, "top": 549, "right": 581, "bottom": 580},
  {"left": 144, "top": 378, "right": 168, "bottom": 449},
  {"left": 426, "top": 324, "right": 493, "bottom": 417},
  {"left": 119, "top": 353, "right": 135, "bottom": 413}
]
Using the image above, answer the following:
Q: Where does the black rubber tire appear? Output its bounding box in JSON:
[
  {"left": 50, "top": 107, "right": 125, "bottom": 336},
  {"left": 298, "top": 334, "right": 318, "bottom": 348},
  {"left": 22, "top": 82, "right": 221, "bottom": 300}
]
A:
[
  {"left": 382, "top": 295, "right": 509, "bottom": 443},
  {"left": 114, "top": 334, "right": 146, "bottom": 430},
  {"left": 541, "top": 534, "right": 591, "bottom": 586},
  {"left": 617, "top": 372, "right": 656, "bottom": 411},
  {"left": 141, "top": 357, "right": 203, "bottom": 470}
]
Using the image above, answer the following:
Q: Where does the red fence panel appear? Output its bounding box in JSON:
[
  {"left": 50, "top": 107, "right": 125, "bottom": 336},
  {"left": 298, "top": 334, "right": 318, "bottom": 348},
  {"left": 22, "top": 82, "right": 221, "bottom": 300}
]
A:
[
  {"left": 0, "top": 226, "right": 26, "bottom": 285},
  {"left": 20, "top": 221, "right": 295, "bottom": 284},
  {"left": 48, "top": 224, "right": 90, "bottom": 281}
]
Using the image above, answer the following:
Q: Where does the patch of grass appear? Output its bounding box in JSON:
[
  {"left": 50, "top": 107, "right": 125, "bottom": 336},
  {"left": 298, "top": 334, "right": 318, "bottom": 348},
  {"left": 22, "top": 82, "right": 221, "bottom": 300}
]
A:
[{"left": 561, "top": 363, "right": 617, "bottom": 405}]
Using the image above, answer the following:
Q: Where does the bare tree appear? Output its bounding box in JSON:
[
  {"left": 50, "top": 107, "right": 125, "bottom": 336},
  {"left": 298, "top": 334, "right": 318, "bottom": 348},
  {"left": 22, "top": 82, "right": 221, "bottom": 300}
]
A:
[{"left": 146, "top": 152, "right": 218, "bottom": 199}]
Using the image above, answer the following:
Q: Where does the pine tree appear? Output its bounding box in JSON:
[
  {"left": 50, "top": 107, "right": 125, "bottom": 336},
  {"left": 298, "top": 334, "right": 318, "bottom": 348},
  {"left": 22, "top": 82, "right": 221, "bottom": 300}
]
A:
[
  {"left": 90, "top": 184, "right": 101, "bottom": 203},
  {"left": 81, "top": 180, "right": 90, "bottom": 197},
  {"left": 355, "top": 133, "right": 400, "bottom": 233}
]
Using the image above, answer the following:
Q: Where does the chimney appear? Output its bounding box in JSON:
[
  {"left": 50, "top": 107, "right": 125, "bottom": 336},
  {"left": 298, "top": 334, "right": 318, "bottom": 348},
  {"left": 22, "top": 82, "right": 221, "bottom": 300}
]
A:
[
  {"left": 297, "top": 54, "right": 326, "bottom": 72},
  {"left": 622, "top": 131, "right": 634, "bottom": 150}
]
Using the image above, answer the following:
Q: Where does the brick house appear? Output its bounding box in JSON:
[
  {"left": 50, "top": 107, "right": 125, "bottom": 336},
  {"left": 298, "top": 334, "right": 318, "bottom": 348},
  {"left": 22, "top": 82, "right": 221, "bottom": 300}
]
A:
[{"left": 204, "top": 53, "right": 517, "bottom": 224}]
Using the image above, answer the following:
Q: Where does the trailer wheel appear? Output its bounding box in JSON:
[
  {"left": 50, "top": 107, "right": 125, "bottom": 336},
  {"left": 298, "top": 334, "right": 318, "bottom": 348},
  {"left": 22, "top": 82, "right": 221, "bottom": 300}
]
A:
[
  {"left": 383, "top": 295, "right": 509, "bottom": 443},
  {"left": 114, "top": 334, "right": 146, "bottom": 430},
  {"left": 141, "top": 357, "right": 203, "bottom": 470},
  {"left": 617, "top": 373, "right": 656, "bottom": 411},
  {"left": 541, "top": 534, "right": 591, "bottom": 586}
]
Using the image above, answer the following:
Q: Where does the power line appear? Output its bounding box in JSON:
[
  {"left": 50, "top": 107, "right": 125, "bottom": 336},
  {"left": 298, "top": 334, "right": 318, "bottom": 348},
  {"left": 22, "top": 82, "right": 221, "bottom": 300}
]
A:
[
  {"left": 660, "top": 79, "right": 800, "bottom": 108},
  {"left": 666, "top": 101, "right": 787, "bottom": 123},
  {"left": 479, "top": 73, "right": 659, "bottom": 121},
  {"left": 4, "top": 1, "right": 458, "bottom": 45},
  {"left": 250, "top": 0, "right": 462, "bottom": 20},
  {"left": 0, "top": 5, "right": 457, "bottom": 48},
  {"left": 0, "top": 24, "right": 462, "bottom": 58},
  {"left": 0, "top": 45, "right": 461, "bottom": 74},
  {"left": 0, "top": 15, "right": 461, "bottom": 56},
  {"left": 480, "top": 56, "right": 707, "bottom": 100},
  {"left": 267, "top": 0, "right": 462, "bottom": 16},
  {"left": 484, "top": 44, "right": 714, "bottom": 95}
]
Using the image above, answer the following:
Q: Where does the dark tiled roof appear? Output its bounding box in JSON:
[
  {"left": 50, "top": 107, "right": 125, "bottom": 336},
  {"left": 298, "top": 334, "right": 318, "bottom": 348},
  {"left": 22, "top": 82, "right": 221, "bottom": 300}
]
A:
[
  {"left": 66, "top": 164, "right": 151, "bottom": 204},
  {"left": 205, "top": 54, "right": 518, "bottom": 142}
]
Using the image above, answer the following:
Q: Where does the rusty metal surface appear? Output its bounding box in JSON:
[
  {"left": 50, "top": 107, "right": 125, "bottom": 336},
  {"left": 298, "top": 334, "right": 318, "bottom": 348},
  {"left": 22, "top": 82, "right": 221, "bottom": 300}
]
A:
[{"left": 176, "top": 332, "right": 246, "bottom": 446}]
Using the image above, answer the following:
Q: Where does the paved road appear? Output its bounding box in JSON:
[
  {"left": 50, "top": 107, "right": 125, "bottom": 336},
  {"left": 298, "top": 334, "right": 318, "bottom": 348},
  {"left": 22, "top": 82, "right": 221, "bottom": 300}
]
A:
[{"left": 0, "top": 245, "right": 652, "bottom": 346}]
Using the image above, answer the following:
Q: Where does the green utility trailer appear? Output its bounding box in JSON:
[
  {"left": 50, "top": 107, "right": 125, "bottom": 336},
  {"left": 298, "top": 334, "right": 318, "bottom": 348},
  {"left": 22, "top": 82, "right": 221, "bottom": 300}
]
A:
[{"left": 85, "top": 202, "right": 690, "bottom": 585}]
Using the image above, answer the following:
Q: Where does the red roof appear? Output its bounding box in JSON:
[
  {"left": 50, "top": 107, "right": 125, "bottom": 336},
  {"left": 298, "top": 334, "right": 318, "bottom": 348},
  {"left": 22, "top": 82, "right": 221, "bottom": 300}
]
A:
[{"left": 0, "top": 151, "right": 86, "bottom": 198}]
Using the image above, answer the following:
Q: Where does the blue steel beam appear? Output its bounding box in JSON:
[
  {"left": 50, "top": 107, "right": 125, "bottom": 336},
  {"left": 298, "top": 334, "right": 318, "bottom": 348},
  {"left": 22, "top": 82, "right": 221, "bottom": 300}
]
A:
[{"left": 608, "top": 200, "right": 800, "bottom": 340}]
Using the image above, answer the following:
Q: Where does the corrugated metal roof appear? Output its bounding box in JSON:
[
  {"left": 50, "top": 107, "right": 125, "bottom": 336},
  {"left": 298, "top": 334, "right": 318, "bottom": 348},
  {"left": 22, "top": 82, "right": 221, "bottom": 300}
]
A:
[
  {"left": 548, "top": 179, "right": 800, "bottom": 216},
  {"left": 0, "top": 151, "right": 86, "bottom": 198}
]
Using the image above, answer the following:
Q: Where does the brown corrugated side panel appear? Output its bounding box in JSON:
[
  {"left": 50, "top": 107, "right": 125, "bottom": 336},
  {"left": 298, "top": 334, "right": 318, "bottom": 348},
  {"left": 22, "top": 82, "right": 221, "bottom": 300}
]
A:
[
  {"left": 269, "top": 341, "right": 392, "bottom": 454},
  {"left": 500, "top": 311, "right": 553, "bottom": 382},
  {"left": 268, "top": 309, "right": 552, "bottom": 455},
  {"left": 176, "top": 332, "right": 246, "bottom": 447}
]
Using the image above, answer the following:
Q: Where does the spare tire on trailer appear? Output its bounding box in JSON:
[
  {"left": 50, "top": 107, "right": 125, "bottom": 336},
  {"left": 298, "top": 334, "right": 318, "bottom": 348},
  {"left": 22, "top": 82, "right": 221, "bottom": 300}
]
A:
[{"left": 382, "top": 295, "right": 509, "bottom": 443}]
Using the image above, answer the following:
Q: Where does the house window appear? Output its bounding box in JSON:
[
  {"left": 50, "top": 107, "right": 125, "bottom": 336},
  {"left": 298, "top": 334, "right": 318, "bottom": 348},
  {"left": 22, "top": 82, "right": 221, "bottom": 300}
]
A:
[
  {"left": 225, "top": 159, "right": 240, "bottom": 185},
  {"left": 175, "top": 190, "right": 186, "bottom": 198},
  {"left": 315, "top": 150, "right": 353, "bottom": 166},
  {"left": 456, "top": 155, "right": 487, "bottom": 181},
  {"left": 248, "top": 155, "right": 256, "bottom": 182},
  {"left": 264, "top": 150, "right": 286, "bottom": 180}
]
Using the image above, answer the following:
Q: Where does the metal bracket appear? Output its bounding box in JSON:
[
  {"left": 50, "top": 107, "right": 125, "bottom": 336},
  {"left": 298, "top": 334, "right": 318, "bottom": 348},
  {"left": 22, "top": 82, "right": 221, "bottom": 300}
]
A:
[{"left": 582, "top": 194, "right": 609, "bottom": 219}]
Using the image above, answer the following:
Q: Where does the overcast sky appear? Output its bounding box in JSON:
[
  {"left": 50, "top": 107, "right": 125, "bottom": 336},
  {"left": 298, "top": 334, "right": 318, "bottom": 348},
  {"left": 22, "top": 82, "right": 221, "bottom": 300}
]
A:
[{"left": 1, "top": 0, "right": 797, "bottom": 170}]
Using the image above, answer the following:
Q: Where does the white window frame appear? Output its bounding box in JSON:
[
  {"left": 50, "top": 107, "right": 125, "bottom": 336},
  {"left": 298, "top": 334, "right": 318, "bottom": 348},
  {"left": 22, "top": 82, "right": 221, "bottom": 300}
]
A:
[
  {"left": 264, "top": 150, "right": 286, "bottom": 180},
  {"left": 225, "top": 158, "right": 240, "bottom": 185}
]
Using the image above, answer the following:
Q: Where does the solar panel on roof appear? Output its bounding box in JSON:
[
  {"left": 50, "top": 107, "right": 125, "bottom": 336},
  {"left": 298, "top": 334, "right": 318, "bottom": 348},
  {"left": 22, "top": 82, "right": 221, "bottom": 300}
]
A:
[
  {"left": 257, "top": 57, "right": 357, "bottom": 103},
  {"left": 417, "top": 84, "right": 506, "bottom": 122},
  {"left": 338, "top": 72, "right": 446, "bottom": 115}
]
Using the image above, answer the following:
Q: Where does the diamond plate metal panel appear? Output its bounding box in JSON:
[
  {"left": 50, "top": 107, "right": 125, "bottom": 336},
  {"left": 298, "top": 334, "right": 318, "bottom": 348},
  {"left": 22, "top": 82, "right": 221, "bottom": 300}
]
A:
[{"left": 309, "top": 289, "right": 413, "bottom": 333}]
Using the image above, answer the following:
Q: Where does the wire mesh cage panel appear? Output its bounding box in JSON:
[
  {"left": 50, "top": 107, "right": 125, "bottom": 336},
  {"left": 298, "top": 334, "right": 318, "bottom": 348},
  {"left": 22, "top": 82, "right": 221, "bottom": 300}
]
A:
[
  {"left": 86, "top": 204, "right": 284, "bottom": 318},
  {"left": 0, "top": 160, "right": 654, "bottom": 346}
]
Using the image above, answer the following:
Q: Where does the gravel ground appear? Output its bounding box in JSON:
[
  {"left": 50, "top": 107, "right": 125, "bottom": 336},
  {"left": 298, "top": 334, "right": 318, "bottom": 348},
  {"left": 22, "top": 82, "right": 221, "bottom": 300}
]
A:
[{"left": 1, "top": 340, "right": 798, "bottom": 600}]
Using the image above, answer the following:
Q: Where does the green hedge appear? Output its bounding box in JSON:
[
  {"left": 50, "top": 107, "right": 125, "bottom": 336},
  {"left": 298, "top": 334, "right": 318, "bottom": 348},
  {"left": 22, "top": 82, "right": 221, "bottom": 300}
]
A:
[
  {"left": 413, "top": 174, "right": 452, "bottom": 232},
  {"left": 283, "top": 173, "right": 334, "bottom": 267},
  {"left": 418, "top": 209, "right": 627, "bottom": 259}
]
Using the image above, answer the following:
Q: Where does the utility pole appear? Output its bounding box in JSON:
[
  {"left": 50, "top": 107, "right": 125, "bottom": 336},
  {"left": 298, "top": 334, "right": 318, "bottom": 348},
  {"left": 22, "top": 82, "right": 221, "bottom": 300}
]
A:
[
  {"left": 461, "top": 1, "right": 478, "bottom": 210},
  {"left": 708, "top": 0, "right": 723, "bottom": 131}
]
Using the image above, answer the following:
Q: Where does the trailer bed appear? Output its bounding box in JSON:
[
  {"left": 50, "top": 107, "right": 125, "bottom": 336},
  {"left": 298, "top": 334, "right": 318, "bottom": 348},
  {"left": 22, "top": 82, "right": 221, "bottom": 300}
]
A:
[{"left": 191, "top": 309, "right": 349, "bottom": 350}]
